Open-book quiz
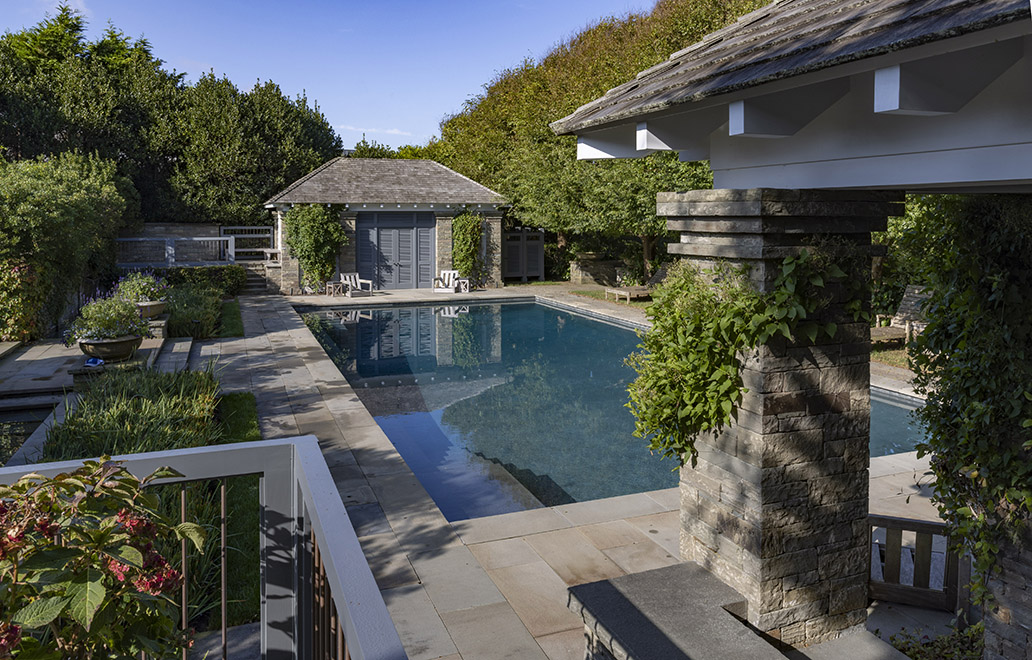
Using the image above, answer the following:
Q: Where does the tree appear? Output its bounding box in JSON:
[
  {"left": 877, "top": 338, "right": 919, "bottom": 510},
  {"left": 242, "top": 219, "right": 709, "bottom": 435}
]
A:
[{"left": 428, "top": 0, "right": 768, "bottom": 274}]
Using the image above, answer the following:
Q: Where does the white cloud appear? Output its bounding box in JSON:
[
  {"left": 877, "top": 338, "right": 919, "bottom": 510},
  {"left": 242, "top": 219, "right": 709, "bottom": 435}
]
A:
[
  {"left": 35, "top": 0, "right": 90, "bottom": 18},
  {"left": 338, "top": 124, "right": 413, "bottom": 137}
]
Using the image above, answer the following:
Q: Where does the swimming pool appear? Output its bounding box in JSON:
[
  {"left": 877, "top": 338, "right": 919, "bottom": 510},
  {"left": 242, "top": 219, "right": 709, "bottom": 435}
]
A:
[{"left": 303, "top": 301, "right": 925, "bottom": 521}]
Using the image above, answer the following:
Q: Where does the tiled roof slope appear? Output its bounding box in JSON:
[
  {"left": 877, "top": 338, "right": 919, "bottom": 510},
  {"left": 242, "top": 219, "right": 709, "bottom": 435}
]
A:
[
  {"left": 265, "top": 158, "right": 506, "bottom": 205},
  {"left": 552, "top": 0, "right": 1029, "bottom": 135}
]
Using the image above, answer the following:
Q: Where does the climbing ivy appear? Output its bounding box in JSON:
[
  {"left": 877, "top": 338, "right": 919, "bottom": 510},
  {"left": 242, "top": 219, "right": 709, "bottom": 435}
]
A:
[
  {"left": 909, "top": 195, "right": 1032, "bottom": 601},
  {"left": 626, "top": 244, "right": 866, "bottom": 467},
  {"left": 452, "top": 211, "right": 484, "bottom": 284},
  {"left": 283, "top": 204, "right": 348, "bottom": 289}
]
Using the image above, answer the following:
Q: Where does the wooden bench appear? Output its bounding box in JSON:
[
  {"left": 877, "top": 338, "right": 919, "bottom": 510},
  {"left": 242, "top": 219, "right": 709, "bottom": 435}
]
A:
[
  {"left": 604, "top": 286, "right": 650, "bottom": 303},
  {"left": 872, "top": 284, "right": 929, "bottom": 345}
]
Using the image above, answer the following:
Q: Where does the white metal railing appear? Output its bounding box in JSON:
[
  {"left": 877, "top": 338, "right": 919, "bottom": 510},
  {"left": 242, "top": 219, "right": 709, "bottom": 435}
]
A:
[
  {"left": 116, "top": 237, "right": 236, "bottom": 268},
  {"left": 221, "top": 226, "right": 275, "bottom": 262},
  {"left": 0, "top": 436, "right": 407, "bottom": 660}
]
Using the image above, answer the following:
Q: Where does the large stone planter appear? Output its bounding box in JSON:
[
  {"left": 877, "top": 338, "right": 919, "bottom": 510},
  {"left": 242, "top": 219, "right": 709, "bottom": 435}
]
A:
[
  {"left": 78, "top": 335, "right": 143, "bottom": 363},
  {"left": 136, "top": 300, "right": 167, "bottom": 318}
]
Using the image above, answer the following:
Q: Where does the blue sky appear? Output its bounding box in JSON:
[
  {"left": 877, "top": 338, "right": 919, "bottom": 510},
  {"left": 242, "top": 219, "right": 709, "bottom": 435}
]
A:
[{"left": 2, "top": 0, "right": 652, "bottom": 149}]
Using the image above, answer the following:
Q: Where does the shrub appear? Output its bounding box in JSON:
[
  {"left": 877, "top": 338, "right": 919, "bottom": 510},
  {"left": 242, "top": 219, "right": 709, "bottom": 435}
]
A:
[
  {"left": 152, "top": 265, "right": 247, "bottom": 298},
  {"left": 0, "top": 261, "right": 48, "bottom": 342},
  {"left": 65, "top": 296, "right": 150, "bottom": 344},
  {"left": 0, "top": 458, "right": 204, "bottom": 659},
  {"left": 167, "top": 286, "right": 222, "bottom": 339},
  {"left": 283, "top": 204, "right": 347, "bottom": 288},
  {"left": 0, "top": 153, "right": 127, "bottom": 339},
  {"left": 890, "top": 622, "right": 984, "bottom": 660},
  {"left": 452, "top": 211, "right": 485, "bottom": 284},
  {"left": 114, "top": 271, "right": 169, "bottom": 303}
]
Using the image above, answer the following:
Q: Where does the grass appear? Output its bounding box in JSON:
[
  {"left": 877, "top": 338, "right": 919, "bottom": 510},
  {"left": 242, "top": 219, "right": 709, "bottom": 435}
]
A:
[
  {"left": 871, "top": 345, "right": 910, "bottom": 370},
  {"left": 0, "top": 423, "right": 18, "bottom": 465},
  {"left": 217, "top": 392, "right": 261, "bottom": 626},
  {"left": 219, "top": 299, "right": 244, "bottom": 337},
  {"left": 40, "top": 370, "right": 263, "bottom": 628},
  {"left": 506, "top": 280, "right": 568, "bottom": 287},
  {"left": 570, "top": 289, "right": 653, "bottom": 309}
]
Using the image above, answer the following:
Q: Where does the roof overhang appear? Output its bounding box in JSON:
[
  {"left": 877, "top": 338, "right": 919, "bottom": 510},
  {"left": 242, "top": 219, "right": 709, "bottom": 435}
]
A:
[{"left": 560, "top": 3, "right": 1032, "bottom": 192}]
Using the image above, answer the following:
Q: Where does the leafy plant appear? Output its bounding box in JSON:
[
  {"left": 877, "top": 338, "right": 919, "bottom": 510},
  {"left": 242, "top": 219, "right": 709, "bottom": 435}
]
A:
[
  {"left": 166, "top": 286, "right": 221, "bottom": 339},
  {"left": 890, "top": 622, "right": 984, "bottom": 660},
  {"left": 64, "top": 296, "right": 150, "bottom": 344},
  {"left": 910, "top": 195, "right": 1032, "bottom": 601},
  {"left": 0, "top": 458, "right": 205, "bottom": 659},
  {"left": 283, "top": 204, "right": 348, "bottom": 289},
  {"left": 626, "top": 247, "right": 862, "bottom": 467},
  {"left": 452, "top": 211, "right": 485, "bottom": 284},
  {"left": 114, "top": 272, "right": 168, "bottom": 303},
  {"left": 152, "top": 265, "right": 247, "bottom": 298},
  {"left": 0, "top": 261, "right": 48, "bottom": 342}
]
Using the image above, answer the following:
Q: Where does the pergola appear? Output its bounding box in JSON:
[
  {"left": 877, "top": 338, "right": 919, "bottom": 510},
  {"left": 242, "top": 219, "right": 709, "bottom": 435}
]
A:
[{"left": 553, "top": 1, "right": 1031, "bottom": 657}]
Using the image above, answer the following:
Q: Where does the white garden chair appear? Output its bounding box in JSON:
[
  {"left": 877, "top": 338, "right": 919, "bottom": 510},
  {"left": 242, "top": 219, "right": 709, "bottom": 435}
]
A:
[
  {"left": 327, "top": 272, "right": 373, "bottom": 297},
  {"left": 433, "top": 270, "right": 471, "bottom": 293}
]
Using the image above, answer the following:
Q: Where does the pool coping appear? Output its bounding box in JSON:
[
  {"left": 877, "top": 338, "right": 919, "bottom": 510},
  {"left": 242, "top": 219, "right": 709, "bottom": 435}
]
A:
[{"left": 247, "top": 290, "right": 937, "bottom": 659}]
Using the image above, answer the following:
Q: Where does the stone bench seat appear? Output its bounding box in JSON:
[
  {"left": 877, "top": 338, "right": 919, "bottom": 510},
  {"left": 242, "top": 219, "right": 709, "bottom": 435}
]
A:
[{"left": 568, "top": 562, "right": 785, "bottom": 660}]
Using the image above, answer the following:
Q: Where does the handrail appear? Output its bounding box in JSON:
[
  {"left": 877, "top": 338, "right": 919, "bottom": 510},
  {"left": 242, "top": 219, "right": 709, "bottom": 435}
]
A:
[{"left": 0, "top": 436, "right": 407, "bottom": 660}]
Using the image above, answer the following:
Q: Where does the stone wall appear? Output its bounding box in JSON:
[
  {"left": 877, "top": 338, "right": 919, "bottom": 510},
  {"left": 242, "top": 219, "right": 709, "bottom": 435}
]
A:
[
  {"left": 482, "top": 215, "right": 503, "bottom": 288},
  {"left": 436, "top": 215, "right": 454, "bottom": 277},
  {"left": 984, "top": 529, "right": 1032, "bottom": 660},
  {"left": 570, "top": 259, "right": 622, "bottom": 286},
  {"left": 664, "top": 188, "right": 904, "bottom": 646}
]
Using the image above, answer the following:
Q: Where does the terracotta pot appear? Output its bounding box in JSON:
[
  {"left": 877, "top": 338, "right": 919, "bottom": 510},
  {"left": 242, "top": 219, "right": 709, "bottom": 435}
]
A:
[
  {"left": 78, "top": 335, "right": 143, "bottom": 363},
  {"left": 136, "top": 301, "right": 167, "bottom": 318}
]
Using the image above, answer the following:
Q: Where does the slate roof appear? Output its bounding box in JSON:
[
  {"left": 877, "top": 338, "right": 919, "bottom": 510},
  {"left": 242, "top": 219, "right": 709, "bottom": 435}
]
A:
[
  {"left": 265, "top": 158, "right": 506, "bottom": 206},
  {"left": 552, "top": 0, "right": 1029, "bottom": 135}
]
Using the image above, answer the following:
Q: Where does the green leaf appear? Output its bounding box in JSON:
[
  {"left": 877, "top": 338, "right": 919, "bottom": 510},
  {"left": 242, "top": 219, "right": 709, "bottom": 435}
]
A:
[
  {"left": 17, "top": 547, "right": 80, "bottom": 572},
  {"left": 102, "top": 544, "right": 144, "bottom": 569},
  {"left": 66, "top": 566, "right": 106, "bottom": 631},
  {"left": 175, "top": 522, "right": 207, "bottom": 551},
  {"left": 801, "top": 322, "right": 818, "bottom": 343},
  {"left": 824, "top": 322, "right": 838, "bottom": 339},
  {"left": 13, "top": 596, "right": 69, "bottom": 628}
]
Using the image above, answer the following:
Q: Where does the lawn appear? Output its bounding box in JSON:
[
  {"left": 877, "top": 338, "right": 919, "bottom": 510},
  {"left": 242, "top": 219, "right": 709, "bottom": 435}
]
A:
[
  {"left": 219, "top": 299, "right": 244, "bottom": 337},
  {"left": 571, "top": 289, "right": 653, "bottom": 309},
  {"left": 871, "top": 346, "right": 909, "bottom": 370}
]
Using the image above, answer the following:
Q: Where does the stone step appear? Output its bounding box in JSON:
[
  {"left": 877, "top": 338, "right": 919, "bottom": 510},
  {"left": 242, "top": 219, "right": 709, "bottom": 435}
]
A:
[{"left": 155, "top": 338, "right": 193, "bottom": 373}]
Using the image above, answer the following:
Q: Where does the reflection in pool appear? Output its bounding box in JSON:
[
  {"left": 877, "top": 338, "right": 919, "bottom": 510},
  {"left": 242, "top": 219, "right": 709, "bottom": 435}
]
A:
[{"left": 302, "top": 302, "right": 925, "bottom": 521}]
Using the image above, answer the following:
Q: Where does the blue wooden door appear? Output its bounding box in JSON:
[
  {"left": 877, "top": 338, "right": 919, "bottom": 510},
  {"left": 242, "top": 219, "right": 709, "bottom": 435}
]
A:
[{"left": 356, "top": 213, "right": 435, "bottom": 289}]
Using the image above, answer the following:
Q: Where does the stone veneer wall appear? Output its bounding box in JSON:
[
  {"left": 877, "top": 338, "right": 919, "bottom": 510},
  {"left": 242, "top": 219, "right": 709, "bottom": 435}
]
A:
[
  {"left": 663, "top": 188, "right": 904, "bottom": 647},
  {"left": 984, "top": 530, "right": 1032, "bottom": 660},
  {"left": 436, "top": 215, "right": 454, "bottom": 277}
]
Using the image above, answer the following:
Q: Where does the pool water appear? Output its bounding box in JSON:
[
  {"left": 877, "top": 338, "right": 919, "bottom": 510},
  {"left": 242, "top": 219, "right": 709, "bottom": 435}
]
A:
[{"left": 303, "top": 302, "right": 925, "bottom": 521}]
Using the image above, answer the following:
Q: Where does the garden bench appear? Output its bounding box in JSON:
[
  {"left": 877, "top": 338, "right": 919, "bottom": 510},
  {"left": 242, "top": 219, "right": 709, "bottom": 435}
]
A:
[
  {"left": 871, "top": 285, "right": 929, "bottom": 345},
  {"left": 602, "top": 265, "right": 668, "bottom": 304}
]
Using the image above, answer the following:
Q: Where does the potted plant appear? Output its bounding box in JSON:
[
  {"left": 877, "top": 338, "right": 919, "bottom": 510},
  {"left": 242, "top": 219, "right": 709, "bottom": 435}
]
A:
[
  {"left": 66, "top": 296, "right": 151, "bottom": 362},
  {"left": 115, "top": 272, "right": 169, "bottom": 318}
]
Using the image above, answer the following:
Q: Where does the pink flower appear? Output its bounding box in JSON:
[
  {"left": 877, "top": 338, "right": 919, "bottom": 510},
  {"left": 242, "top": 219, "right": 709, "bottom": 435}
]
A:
[
  {"left": 0, "top": 621, "right": 21, "bottom": 656},
  {"left": 108, "top": 559, "right": 131, "bottom": 583}
]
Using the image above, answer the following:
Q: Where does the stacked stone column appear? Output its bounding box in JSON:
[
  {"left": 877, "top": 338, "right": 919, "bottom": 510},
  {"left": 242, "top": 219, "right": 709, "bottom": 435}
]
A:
[{"left": 660, "top": 189, "right": 904, "bottom": 646}]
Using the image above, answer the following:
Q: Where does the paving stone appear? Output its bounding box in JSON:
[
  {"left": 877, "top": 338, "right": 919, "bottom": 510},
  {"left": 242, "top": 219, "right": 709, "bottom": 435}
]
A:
[
  {"left": 523, "top": 528, "right": 625, "bottom": 586},
  {"left": 624, "top": 511, "right": 681, "bottom": 557},
  {"left": 486, "top": 561, "right": 584, "bottom": 637},
  {"left": 356, "top": 532, "right": 419, "bottom": 590},
  {"left": 601, "top": 539, "right": 680, "bottom": 574},
  {"left": 468, "top": 537, "right": 542, "bottom": 570},
  {"left": 577, "top": 520, "right": 652, "bottom": 550},
  {"left": 381, "top": 584, "right": 458, "bottom": 660},
  {"left": 535, "top": 629, "right": 588, "bottom": 660},
  {"left": 452, "top": 508, "right": 572, "bottom": 545},
  {"left": 441, "top": 601, "right": 547, "bottom": 660},
  {"left": 409, "top": 545, "right": 506, "bottom": 614},
  {"left": 554, "top": 493, "right": 665, "bottom": 527},
  {"left": 347, "top": 502, "right": 393, "bottom": 537},
  {"left": 644, "top": 487, "right": 681, "bottom": 510}
]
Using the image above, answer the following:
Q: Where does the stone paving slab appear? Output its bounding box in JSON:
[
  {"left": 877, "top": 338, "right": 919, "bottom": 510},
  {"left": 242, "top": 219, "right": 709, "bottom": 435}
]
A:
[{"left": 441, "top": 602, "right": 549, "bottom": 660}]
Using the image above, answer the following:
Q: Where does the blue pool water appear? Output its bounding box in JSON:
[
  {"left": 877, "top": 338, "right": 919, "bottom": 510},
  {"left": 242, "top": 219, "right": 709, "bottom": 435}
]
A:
[{"left": 303, "top": 302, "right": 924, "bottom": 521}]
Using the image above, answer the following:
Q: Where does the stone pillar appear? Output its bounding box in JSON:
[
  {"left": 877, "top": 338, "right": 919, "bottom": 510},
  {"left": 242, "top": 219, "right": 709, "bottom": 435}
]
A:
[
  {"left": 435, "top": 215, "right": 454, "bottom": 277},
  {"left": 483, "top": 215, "right": 503, "bottom": 288},
  {"left": 339, "top": 211, "right": 358, "bottom": 274},
  {"left": 661, "top": 189, "right": 904, "bottom": 647},
  {"left": 984, "top": 529, "right": 1032, "bottom": 660}
]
